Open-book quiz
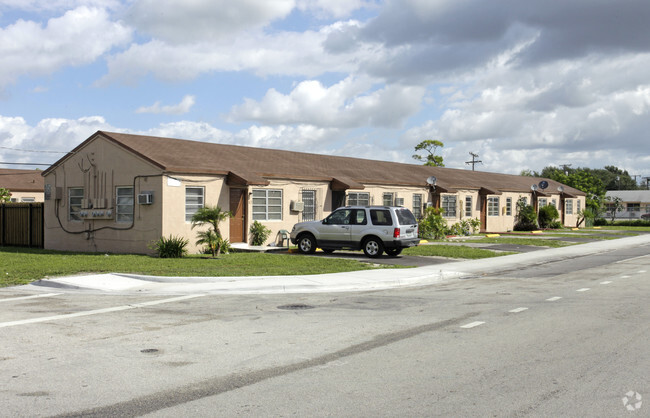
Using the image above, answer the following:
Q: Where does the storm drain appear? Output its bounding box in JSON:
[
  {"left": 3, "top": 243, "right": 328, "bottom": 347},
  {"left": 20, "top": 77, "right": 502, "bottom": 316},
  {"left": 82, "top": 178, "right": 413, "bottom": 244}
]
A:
[{"left": 277, "top": 304, "right": 315, "bottom": 310}]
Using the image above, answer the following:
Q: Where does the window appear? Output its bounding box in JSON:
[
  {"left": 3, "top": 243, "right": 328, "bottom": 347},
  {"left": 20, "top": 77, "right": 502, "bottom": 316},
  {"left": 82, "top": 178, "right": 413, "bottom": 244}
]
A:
[
  {"left": 69, "top": 188, "right": 84, "bottom": 221},
  {"left": 565, "top": 199, "right": 574, "bottom": 215},
  {"left": 441, "top": 195, "right": 456, "bottom": 217},
  {"left": 627, "top": 203, "right": 640, "bottom": 212},
  {"left": 488, "top": 197, "right": 500, "bottom": 216},
  {"left": 412, "top": 194, "right": 422, "bottom": 219},
  {"left": 253, "top": 189, "right": 282, "bottom": 221},
  {"left": 505, "top": 197, "right": 512, "bottom": 216},
  {"left": 370, "top": 209, "right": 392, "bottom": 226},
  {"left": 539, "top": 198, "right": 547, "bottom": 208},
  {"left": 348, "top": 192, "right": 369, "bottom": 206},
  {"left": 551, "top": 199, "right": 557, "bottom": 208},
  {"left": 465, "top": 196, "right": 472, "bottom": 217},
  {"left": 185, "top": 187, "right": 204, "bottom": 222},
  {"left": 21, "top": 197, "right": 35, "bottom": 202},
  {"left": 116, "top": 187, "right": 134, "bottom": 223},
  {"left": 301, "top": 190, "right": 316, "bottom": 222},
  {"left": 383, "top": 193, "right": 394, "bottom": 206},
  {"left": 577, "top": 199, "right": 581, "bottom": 213}
]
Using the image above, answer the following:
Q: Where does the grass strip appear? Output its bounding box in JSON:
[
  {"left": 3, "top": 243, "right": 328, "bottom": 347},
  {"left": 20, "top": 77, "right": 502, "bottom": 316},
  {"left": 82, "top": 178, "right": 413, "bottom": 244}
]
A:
[
  {"left": 474, "top": 237, "right": 574, "bottom": 247},
  {"left": 0, "top": 247, "right": 394, "bottom": 287},
  {"left": 403, "top": 244, "right": 515, "bottom": 259}
]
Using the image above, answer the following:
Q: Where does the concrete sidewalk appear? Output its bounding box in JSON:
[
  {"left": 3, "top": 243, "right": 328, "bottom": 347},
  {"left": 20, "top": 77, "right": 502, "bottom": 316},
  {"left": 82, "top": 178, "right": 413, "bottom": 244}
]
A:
[{"left": 27, "top": 234, "right": 650, "bottom": 295}]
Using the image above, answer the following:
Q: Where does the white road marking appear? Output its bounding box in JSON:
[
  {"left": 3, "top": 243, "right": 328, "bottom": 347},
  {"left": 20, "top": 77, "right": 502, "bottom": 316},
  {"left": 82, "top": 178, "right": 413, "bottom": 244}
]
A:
[
  {"left": 576, "top": 288, "right": 590, "bottom": 292},
  {"left": 639, "top": 270, "right": 647, "bottom": 274},
  {"left": 460, "top": 321, "right": 485, "bottom": 329},
  {"left": 546, "top": 296, "right": 562, "bottom": 301},
  {"left": 600, "top": 281, "right": 612, "bottom": 285},
  {"left": 619, "top": 275, "right": 631, "bottom": 279},
  {"left": 0, "top": 293, "right": 63, "bottom": 303},
  {"left": 0, "top": 294, "right": 206, "bottom": 329},
  {"left": 615, "top": 254, "right": 650, "bottom": 264},
  {"left": 509, "top": 307, "right": 528, "bottom": 313}
]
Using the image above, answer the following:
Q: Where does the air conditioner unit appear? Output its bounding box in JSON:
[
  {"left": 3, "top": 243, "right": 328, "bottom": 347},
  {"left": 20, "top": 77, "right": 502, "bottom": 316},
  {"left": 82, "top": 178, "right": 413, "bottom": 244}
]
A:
[
  {"left": 395, "top": 197, "right": 405, "bottom": 207},
  {"left": 425, "top": 202, "right": 433, "bottom": 208},
  {"left": 290, "top": 200, "right": 304, "bottom": 211},
  {"left": 138, "top": 192, "right": 153, "bottom": 205}
]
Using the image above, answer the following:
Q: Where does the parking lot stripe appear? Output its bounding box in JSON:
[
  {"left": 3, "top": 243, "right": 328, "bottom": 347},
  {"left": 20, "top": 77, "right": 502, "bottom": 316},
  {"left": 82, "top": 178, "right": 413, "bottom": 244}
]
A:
[
  {"left": 600, "top": 281, "right": 612, "bottom": 285},
  {"left": 509, "top": 307, "right": 528, "bottom": 313},
  {"left": 460, "top": 321, "right": 485, "bottom": 329},
  {"left": 0, "top": 294, "right": 206, "bottom": 329},
  {"left": 0, "top": 293, "right": 62, "bottom": 303},
  {"left": 546, "top": 296, "right": 562, "bottom": 301},
  {"left": 576, "top": 288, "right": 590, "bottom": 292}
]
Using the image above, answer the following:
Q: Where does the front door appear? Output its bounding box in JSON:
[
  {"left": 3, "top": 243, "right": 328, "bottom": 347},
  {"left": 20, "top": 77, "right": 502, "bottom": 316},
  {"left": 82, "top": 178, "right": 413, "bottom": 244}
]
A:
[
  {"left": 480, "top": 196, "right": 487, "bottom": 232},
  {"left": 229, "top": 188, "right": 246, "bottom": 243}
]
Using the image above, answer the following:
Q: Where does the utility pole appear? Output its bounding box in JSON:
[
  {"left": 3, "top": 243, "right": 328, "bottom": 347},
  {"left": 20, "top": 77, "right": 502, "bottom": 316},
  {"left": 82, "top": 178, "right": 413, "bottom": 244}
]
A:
[
  {"left": 643, "top": 177, "right": 650, "bottom": 190},
  {"left": 465, "top": 152, "right": 482, "bottom": 171},
  {"left": 559, "top": 164, "right": 572, "bottom": 175}
]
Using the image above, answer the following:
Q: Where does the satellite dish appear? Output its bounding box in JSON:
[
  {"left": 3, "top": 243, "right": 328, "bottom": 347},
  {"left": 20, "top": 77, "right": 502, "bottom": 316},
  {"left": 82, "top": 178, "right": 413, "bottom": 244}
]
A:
[
  {"left": 531, "top": 184, "right": 538, "bottom": 191},
  {"left": 426, "top": 176, "right": 437, "bottom": 185},
  {"left": 557, "top": 186, "right": 564, "bottom": 193},
  {"left": 539, "top": 181, "right": 549, "bottom": 190}
]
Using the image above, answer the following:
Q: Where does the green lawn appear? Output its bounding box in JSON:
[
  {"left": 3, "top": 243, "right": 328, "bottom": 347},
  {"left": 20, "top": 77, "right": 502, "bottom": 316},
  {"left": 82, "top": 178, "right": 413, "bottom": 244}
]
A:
[
  {"left": 403, "top": 244, "right": 515, "bottom": 259},
  {"left": 0, "top": 247, "right": 396, "bottom": 287},
  {"left": 473, "top": 237, "right": 575, "bottom": 248}
]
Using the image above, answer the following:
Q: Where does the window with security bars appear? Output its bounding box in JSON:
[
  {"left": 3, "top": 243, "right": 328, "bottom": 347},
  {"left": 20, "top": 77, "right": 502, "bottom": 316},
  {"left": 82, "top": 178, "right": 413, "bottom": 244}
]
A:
[
  {"left": 301, "top": 189, "right": 316, "bottom": 221},
  {"left": 488, "top": 197, "right": 500, "bottom": 216},
  {"left": 69, "top": 187, "right": 84, "bottom": 221},
  {"left": 347, "top": 192, "right": 369, "bottom": 206},
  {"left": 566, "top": 199, "right": 573, "bottom": 215},
  {"left": 465, "top": 196, "right": 472, "bottom": 217},
  {"left": 185, "top": 187, "right": 204, "bottom": 222},
  {"left": 383, "top": 193, "right": 394, "bottom": 206},
  {"left": 253, "top": 189, "right": 282, "bottom": 220},
  {"left": 412, "top": 194, "right": 422, "bottom": 219},
  {"left": 116, "top": 187, "right": 134, "bottom": 223},
  {"left": 441, "top": 195, "right": 456, "bottom": 217},
  {"left": 505, "top": 197, "right": 512, "bottom": 216}
]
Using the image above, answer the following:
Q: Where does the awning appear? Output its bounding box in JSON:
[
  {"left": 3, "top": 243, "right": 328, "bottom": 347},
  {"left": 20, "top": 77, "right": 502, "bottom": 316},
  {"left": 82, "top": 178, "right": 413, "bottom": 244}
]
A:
[
  {"left": 331, "top": 177, "right": 365, "bottom": 191},
  {"left": 478, "top": 187, "right": 503, "bottom": 196},
  {"left": 226, "top": 171, "right": 270, "bottom": 186}
]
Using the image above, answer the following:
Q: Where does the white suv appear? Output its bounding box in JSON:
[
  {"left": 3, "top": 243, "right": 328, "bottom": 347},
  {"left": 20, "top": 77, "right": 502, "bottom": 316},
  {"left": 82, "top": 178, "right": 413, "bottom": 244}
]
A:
[{"left": 290, "top": 206, "right": 420, "bottom": 258}]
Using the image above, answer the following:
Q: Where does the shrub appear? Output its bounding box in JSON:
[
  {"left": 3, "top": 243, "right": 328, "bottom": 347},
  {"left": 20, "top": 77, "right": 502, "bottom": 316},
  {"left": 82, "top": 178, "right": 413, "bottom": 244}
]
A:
[
  {"left": 549, "top": 221, "right": 563, "bottom": 229},
  {"left": 418, "top": 207, "right": 447, "bottom": 240},
  {"left": 446, "top": 218, "right": 481, "bottom": 236},
  {"left": 249, "top": 221, "right": 271, "bottom": 246},
  {"left": 594, "top": 218, "right": 608, "bottom": 226},
  {"left": 149, "top": 235, "right": 188, "bottom": 258},
  {"left": 514, "top": 201, "right": 538, "bottom": 231},
  {"left": 538, "top": 205, "right": 560, "bottom": 229}
]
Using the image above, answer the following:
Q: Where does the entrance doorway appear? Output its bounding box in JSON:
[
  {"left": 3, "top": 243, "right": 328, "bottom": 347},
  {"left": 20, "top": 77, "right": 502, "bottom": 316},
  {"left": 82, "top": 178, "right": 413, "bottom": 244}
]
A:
[{"left": 229, "top": 188, "right": 246, "bottom": 243}]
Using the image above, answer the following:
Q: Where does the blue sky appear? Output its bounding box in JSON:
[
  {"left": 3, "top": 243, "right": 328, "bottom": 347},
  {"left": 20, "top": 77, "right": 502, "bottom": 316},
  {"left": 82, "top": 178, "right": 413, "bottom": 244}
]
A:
[{"left": 1, "top": 0, "right": 649, "bottom": 181}]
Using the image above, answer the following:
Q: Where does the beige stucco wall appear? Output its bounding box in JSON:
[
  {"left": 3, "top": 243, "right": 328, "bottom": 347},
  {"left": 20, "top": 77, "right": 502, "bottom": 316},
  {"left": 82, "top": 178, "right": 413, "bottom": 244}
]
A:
[
  {"left": 8, "top": 191, "right": 44, "bottom": 202},
  {"left": 43, "top": 136, "right": 164, "bottom": 254}
]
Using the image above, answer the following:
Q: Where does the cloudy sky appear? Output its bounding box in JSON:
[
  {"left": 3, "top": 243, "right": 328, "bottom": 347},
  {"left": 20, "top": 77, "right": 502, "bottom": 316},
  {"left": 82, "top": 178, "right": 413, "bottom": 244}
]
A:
[{"left": 1, "top": 0, "right": 649, "bottom": 180}]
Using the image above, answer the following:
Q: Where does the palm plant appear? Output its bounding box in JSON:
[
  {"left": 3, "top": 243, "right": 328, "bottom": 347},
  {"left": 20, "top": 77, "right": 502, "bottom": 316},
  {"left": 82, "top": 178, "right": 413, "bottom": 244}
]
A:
[
  {"left": 196, "top": 229, "right": 220, "bottom": 257},
  {"left": 191, "top": 206, "right": 232, "bottom": 257}
]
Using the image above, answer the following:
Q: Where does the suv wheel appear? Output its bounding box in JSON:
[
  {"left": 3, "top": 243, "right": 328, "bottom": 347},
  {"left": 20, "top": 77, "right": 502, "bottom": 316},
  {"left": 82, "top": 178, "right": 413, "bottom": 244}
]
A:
[
  {"left": 297, "top": 234, "right": 317, "bottom": 254},
  {"left": 362, "top": 237, "right": 384, "bottom": 258}
]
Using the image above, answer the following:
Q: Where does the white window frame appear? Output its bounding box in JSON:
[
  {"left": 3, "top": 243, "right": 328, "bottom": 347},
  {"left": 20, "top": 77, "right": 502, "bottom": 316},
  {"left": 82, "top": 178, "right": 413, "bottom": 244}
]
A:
[
  {"left": 185, "top": 186, "right": 205, "bottom": 222},
  {"left": 565, "top": 199, "right": 574, "bottom": 215},
  {"left": 488, "top": 197, "right": 500, "bottom": 216},
  {"left": 383, "top": 192, "right": 394, "bottom": 206},
  {"left": 116, "top": 186, "right": 134, "bottom": 223},
  {"left": 412, "top": 194, "right": 422, "bottom": 219},
  {"left": 301, "top": 189, "right": 316, "bottom": 222},
  {"left": 21, "top": 197, "right": 36, "bottom": 202},
  {"left": 253, "top": 189, "right": 283, "bottom": 221},
  {"left": 441, "top": 195, "right": 456, "bottom": 218},
  {"left": 69, "top": 187, "right": 84, "bottom": 221},
  {"left": 347, "top": 192, "right": 369, "bottom": 206},
  {"left": 539, "top": 198, "right": 548, "bottom": 208},
  {"left": 505, "top": 197, "right": 512, "bottom": 216},
  {"left": 465, "top": 196, "right": 472, "bottom": 217}
]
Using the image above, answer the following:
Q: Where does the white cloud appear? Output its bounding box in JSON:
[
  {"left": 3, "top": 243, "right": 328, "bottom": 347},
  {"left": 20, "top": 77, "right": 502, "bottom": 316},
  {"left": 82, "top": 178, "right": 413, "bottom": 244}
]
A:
[
  {"left": 126, "top": 0, "right": 295, "bottom": 43},
  {"left": 0, "top": 6, "right": 132, "bottom": 87},
  {"left": 135, "top": 95, "right": 196, "bottom": 115},
  {"left": 228, "top": 76, "right": 425, "bottom": 128},
  {"left": 296, "top": 0, "right": 374, "bottom": 18}
]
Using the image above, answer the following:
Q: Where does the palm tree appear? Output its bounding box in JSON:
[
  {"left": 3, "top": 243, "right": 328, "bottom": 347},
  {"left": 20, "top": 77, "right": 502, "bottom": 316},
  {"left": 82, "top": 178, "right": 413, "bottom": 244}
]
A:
[
  {"left": 196, "top": 229, "right": 220, "bottom": 257},
  {"left": 191, "top": 206, "right": 232, "bottom": 257}
]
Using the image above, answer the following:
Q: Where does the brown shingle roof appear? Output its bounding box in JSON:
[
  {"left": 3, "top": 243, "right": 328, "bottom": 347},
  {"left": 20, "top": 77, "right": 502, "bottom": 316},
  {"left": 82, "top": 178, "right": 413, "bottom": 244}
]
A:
[
  {"left": 0, "top": 169, "right": 44, "bottom": 192},
  {"left": 44, "top": 131, "right": 585, "bottom": 196}
]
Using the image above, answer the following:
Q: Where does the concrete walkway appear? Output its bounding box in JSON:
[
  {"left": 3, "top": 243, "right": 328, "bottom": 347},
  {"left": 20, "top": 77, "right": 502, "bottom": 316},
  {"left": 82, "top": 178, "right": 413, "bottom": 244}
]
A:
[{"left": 27, "top": 234, "right": 650, "bottom": 295}]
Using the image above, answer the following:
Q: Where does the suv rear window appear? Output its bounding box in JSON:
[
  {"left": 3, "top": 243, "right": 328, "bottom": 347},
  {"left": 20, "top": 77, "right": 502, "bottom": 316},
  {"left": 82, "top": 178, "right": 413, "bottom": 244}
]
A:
[
  {"left": 370, "top": 209, "right": 392, "bottom": 226},
  {"left": 395, "top": 208, "right": 417, "bottom": 225}
]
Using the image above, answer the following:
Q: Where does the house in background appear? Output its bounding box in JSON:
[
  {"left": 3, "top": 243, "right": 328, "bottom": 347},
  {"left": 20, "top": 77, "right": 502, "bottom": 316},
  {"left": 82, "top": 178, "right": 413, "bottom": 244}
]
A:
[
  {"left": 604, "top": 190, "right": 650, "bottom": 220},
  {"left": 0, "top": 169, "right": 44, "bottom": 202},
  {"left": 41, "top": 131, "right": 585, "bottom": 254}
]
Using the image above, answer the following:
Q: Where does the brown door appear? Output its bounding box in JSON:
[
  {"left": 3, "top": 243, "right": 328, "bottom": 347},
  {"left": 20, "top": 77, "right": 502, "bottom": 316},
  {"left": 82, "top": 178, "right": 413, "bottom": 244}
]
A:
[
  {"left": 229, "top": 188, "right": 246, "bottom": 243},
  {"left": 480, "top": 196, "right": 487, "bottom": 232}
]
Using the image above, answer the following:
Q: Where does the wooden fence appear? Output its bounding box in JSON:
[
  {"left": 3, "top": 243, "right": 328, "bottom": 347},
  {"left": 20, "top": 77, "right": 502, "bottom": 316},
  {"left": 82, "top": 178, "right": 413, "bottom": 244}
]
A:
[{"left": 0, "top": 203, "right": 44, "bottom": 248}]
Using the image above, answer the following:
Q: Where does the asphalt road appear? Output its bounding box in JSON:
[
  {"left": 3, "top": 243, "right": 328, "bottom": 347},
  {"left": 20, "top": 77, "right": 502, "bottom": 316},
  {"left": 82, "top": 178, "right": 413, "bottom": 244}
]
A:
[{"left": 1, "top": 243, "right": 648, "bottom": 417}]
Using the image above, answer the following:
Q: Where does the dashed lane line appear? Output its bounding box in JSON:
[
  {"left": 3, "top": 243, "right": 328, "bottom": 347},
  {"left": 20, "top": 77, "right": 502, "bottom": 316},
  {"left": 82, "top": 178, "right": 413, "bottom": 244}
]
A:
[
  {"left": 600, "top": 281, "right": 612, "bottom": 285},
  {"left": 0, "top": 293, "right": 63, "bottom": 303},
  {"left": 0, "top": 294, "right": 206, "bottom": 329},
  {"left": 508, "top": 307, "right": 528, "bottom": 313},
  {"left": 460, "top": 321, "right": 485, "bottom": 329},
  {"left": 576, "top": 288, "right": 590, "bottom": 292},
  {"left": 546, "top": 296, "right": 562, "bottom": 301}
]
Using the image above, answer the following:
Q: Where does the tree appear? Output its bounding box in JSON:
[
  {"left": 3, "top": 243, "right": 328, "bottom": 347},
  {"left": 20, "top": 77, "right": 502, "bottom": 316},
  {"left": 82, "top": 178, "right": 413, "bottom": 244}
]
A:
[
  {"left": 195, "top": 229, "right": 220, "bottom": 257},
  {"left": 191, "top": 206, "right": 232, "bottom": 257},
  {"left": 0, "top": 188, "right": 11, "bottom": 203},
  {"left": 412, "top": 139, "right": 445, "bottom": 167},
  {"left": 604, "top": 196, "right": 624, "bottom": 223}
]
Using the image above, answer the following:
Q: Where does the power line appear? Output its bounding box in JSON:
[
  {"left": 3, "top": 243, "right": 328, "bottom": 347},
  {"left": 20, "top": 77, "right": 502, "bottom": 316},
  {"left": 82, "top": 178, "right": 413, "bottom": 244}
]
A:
[
  {"left": 0, "top": 145, "right": 72, "bottom": 154},
  {"left": 465, "top": 152, "right": 482, "bottom": 171},
  {"left": 0, "top": 162, "right": 51, "bottom": 166}
]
